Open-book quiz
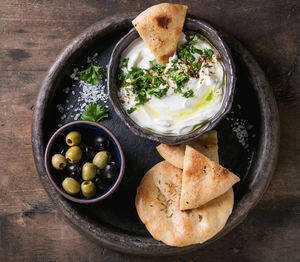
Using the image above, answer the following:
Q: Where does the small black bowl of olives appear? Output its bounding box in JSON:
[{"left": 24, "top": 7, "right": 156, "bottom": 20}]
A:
[{"left": 44, "top": 121, "right": 125, "bottom": 204}]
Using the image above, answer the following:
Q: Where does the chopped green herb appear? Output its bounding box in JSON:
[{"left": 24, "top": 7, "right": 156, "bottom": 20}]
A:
[
  {"left": 191, "top": 47, "right": 203, "bottom": 56},
  {"left": 178, "top": 46, "right": 196, "bottom": 61},
  {"left": 185, "top": 31, "right": 198, "bottom": 45},
  {"left": 206, "top": 91, "right": 213, "bottom": 101},
  {"left": 118, "top": 68, "right": 126, "bottom": 84},
  {"left": 122, "top": 58, "right": 129, "bottom": 69},
  {"left": 154, "top": 87, "right": 169, "bottom": 98},
  {"left": 118, "top": 32, "right": 217, "bottom": 108},
  {"left": 191, "top": 60, "right": 202, "bottom": 76},
  {"left": 78, "top": 63, "right": 107, "bottom": 85},
  {"left": 80, "top": 103, "right": 109, "bottom": 122},
  {"left": 150, "top": 61, "right": 166, "bottom": 74},
  {"left": 117, "top": 62, "right": 169, "bottom": 106},
  {"left": 183, "top": 90, "right": 194, "bottom": 98},
  {"left": 169, "top": 67, "right": 189, "bottom": 93},
  {"left": 203, "top": 48, "right": 214, "bottom": 59},
  {"left": 177, "top": 32, "right": 214, "bottom": 62},
  {"left": 177, "top": 32, "right": 202, "bottom": 61},
  {"left": 193, "top": 60, "right": 202, "bottom": 70},
  {"left": 127, "top": 107, "right": 137, "bottom": 114},
  {"left": 118, "top": 58, "right": 130, "bottom": 84}
]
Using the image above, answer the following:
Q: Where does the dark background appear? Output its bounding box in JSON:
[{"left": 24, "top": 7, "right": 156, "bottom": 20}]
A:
[{"left": 0, "top": 0, "right": 299, "bottom": 261}]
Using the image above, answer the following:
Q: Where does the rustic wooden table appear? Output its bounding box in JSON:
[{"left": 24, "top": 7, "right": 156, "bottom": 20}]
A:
[{"left": 0, "top": 0, "right": 299, "bottom": 261}]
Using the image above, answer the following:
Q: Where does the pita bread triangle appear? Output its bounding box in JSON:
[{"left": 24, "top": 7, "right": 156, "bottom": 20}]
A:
[
  {"left": 156, "top": 130, "right": 219, "bottom": 169},
  {"left": 180, "top": 145, "right": 240, "bottom": 210},
  {"left": 132, "top": 3, "right": 187, "bottom": 64}
]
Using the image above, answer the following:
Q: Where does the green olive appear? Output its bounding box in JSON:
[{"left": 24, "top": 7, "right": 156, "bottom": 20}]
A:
[
  {"left": 65, "top": 146, "right": 82, "bottom": 164},
  {"left": 82, "top": 162, "right": 97, "bottom": 181},
  {"left": 51, "top": 154, "right": 67, "bottom": 170},
  {"left": 62, "top": 177, "right": 80, "bottom": 195},
  {"left": 92, "top": 151, "right": 111, "bottom": 169},
  {"left": 65, "top": 131, "right": 82, "bottom": 146},
  {"left": 96, "top": 168, "right": 101, "bottom": 175},
  {"left": 81, "top": 181, "right": 96, "bottom": 198}
]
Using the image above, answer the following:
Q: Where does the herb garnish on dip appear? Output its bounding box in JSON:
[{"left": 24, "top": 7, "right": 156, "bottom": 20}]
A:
[{"left": 117, "top": 31, "right": 225, "bottom": 136}]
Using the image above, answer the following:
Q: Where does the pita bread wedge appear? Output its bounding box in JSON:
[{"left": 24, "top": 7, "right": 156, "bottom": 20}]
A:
[
  {"left": 157, "top": 130, "right": 218, "bottom": 169},
  {"left": 135, "top": 161, "right": 234, "bottom": 246},
  {"left": 180, "top": 145, "right": 240, "bottom": 211},
  {"left": 132, "top": 3, "right": 187, "bottom": 64}
]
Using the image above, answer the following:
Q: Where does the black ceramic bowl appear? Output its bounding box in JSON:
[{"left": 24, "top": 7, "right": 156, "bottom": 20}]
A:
[
  {"left": 44, "top": 121, "right": 125, "bottom": 204},
  {"left": 108, "top": 19, "right": 236, "bottom": 144}
]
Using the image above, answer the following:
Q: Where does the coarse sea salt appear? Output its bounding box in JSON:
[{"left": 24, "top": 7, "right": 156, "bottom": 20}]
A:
[
  {"left": 232, "top": 119, "right": 249, "bottom": 149},
  {"left": 56, "top": 62, "right": 108, "bottom": 126},
  {"left": 78, "top": 80, "right": 108, "bottom": 105},
  {"left": 226, "top": 105, "right": 254, "bottom": 151}
]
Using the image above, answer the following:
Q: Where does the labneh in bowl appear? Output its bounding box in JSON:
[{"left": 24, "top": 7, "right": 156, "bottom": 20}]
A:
[
  {"left": 108, "top": 17, "right": 236, "bottom": 144},
  {"left": 44, "top": 121, "right": 125, "bottom": 204}
]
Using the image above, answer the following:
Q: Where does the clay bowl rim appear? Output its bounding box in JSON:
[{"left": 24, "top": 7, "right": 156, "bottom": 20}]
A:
[
  {"left": 108, "top": 18, "right": 236, "bottom": 145},
  {"left": 44, "top": 120, "right": 125, "bottom": 204}
]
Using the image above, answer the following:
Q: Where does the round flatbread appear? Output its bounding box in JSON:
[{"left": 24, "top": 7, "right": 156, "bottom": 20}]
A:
[{"left": 135, "top": 161, "right": 234, "bottom": 247}]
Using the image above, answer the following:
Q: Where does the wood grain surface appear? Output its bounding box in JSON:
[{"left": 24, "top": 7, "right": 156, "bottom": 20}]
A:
[{"left": 0, "top": 0, "right": 299, "bottom": 261}]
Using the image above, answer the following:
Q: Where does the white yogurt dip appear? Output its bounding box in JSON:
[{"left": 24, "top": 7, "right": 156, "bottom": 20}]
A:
[{"left": 117, "top": 32, "right": 225, "bottom": 135}]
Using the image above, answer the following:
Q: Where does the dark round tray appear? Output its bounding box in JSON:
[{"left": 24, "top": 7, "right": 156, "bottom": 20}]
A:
[{"left": 31, "top": 14, "right": 280, "bottom": 256}]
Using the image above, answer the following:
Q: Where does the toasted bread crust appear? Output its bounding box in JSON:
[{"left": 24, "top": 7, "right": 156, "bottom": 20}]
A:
[{"left": 132, "top": 3, "right": 187, "bottom": 64}]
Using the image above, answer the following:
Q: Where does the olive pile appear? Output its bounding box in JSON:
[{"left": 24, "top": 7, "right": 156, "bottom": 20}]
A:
[{"left": 51, "top": 131, "right": 118, "bottom": 198}]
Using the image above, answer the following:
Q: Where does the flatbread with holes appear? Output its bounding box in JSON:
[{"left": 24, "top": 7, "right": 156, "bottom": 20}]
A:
[
  {"left": 157, "top": 130, "right": 219, "bottom": 169},
  {"left": 132, "top": 3, "right": 187, "bottom": 64},
  {"left": 135, "top": 161, "right": 234, "bottom": 246},
  {"left": 180, "top": 145, "right": 240, "bottom": 211}
]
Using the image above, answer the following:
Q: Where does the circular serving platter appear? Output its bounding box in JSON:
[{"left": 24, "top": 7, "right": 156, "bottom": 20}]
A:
[{"left": 32, "top": 14, "right": 279, "bottom": 256}]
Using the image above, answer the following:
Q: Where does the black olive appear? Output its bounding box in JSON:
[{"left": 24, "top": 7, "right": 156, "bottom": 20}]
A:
[
  {"left": 69, "top": 172, "right": 81, "bottom": 179},
  {"left": 66, "top": 163, "right": 81, "bottom": 178},
  {"left": 103, "top": 162, "right": 118, "bottom": 182},
  {"left": 104, "top": 162, "right": 118, "bottom": 174},
  {"left": 103, "top": 170, "right": 114, "bottom": 182},
  {"left": 94, "top": 135, "right": 110, "bottom": 150},
  {"left": 60, "top": 146, "right": 69, "bottom": 156},
  {"left": 84, "top": 145, "right": 97, "bottom": 160},
  {"left": 95, "top": 177, "right": 106, "bottom": 191}
]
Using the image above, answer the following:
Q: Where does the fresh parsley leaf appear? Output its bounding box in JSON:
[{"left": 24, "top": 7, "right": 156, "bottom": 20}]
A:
[
  {"left": 80, "top": 103, "right": 109, "bottom": 122},
  {"left": 171, "top": 59, "right": 178, "bottom": 65},
  {"left": 191, "top": 60, "right": 202, "bottom": 76},
  {"left": 118, "top": 58, "right": 130, "bottom": 84},
  {"left": 169, "top": 67, "right": 189, "bottom": 93},
  {"left": 122, "top": 58, "right": 129, "bottom": 69},
  {"left": 78, "top": 63, "right": 107, "bottom": 85},
  {"left": 150, "top": 61, "right": 166, "bottom": 74},
  {"left": 154, "top": 87, "right": 169, "bottom": 98},
  {"left": 118, "top": 63, "right": 169, "bottom": 106},
  {"left": 177, "top": 33, "right": 214, "bottom": 62},
  {"left": 127, "top": 107, "right": 137, "bottom": 114},
  {"left": 193, "top": 60, "right": 202, "bottom": 70},
  {"left": 185, "top": 32, "right": 198, "bottom": 45},
  {"left": 183, "top": 90, "right": 194, "bottom": 98},
  {"left": 192, "top": 47, "right": 203, "bottom": 56},
  {"left": 178, "top": 46, "right": 195, "bottom": 61},
  {"left": 117, "top": 68, "right": 126, "bottom": 84},
  {"left": 203, "top": 49, "right": 214, "bottom": 59},
  {"left": 177, "top": 32, "right": 200, "bottom": 61}
]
